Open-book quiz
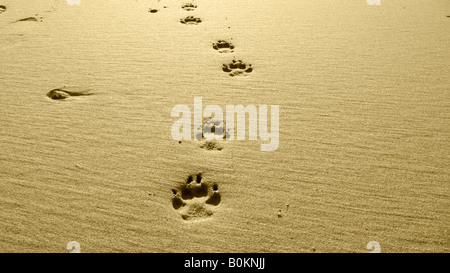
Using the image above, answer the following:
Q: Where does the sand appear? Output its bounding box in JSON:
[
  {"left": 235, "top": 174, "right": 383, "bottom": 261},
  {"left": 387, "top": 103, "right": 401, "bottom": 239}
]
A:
[{"left": 0, "top": 0, "right": 449, "bottom": 253}]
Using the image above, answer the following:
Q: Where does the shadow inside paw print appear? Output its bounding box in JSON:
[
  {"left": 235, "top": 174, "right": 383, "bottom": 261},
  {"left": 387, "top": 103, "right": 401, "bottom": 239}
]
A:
[
  {"left": 222, "top": 59, "right": 253, "bottom": 77},
  {"left": 0, "top": 5, "right": 6, "bottom": 14},
  {"left": 182, "top": 3, "right": 197, "bottom": 11},
  {"left": 172, "top": 173, "right": 221, "bottom": 221},
  {"left": 180, "top": 16, "right": 202, "bottom": 25},
  {"left": 213, "top": 40, "right": 235, "bottom": 53},
  {"left": 148, "top": 8, "right": 158, "bottom": 13}
]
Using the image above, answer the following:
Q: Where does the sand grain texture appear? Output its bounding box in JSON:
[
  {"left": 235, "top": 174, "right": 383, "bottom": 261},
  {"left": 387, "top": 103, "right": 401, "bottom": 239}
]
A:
[{"left": 0, "top": 0, "right": 449, "bottom": 253}]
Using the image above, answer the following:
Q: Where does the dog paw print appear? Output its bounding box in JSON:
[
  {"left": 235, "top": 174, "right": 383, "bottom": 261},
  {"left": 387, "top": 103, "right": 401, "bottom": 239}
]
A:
[
  {"left": 0, "top": 5, "right": 6, "bottom": 14},
  {"left": 182, "top": 3, "right": 197, "bottom": 11},
  {"left": 171, "top": 173, "right": 221, "bottom": 221},
  {"left": 222, "top": 59, "right": 253, "bottom": 77},
  {"left": 195, "top": 116, "right": 229, "bottom": 141},
  {"left": 180, "top": 16, "right": 202, "bottom": 25},
  {"left": 148, "top": 8, "right": 158, "bottom": 13},
  {"left": 194, "top": 117, "right": 230, "bottom": 151},
  {"left": 212, "top": 40, "right": 235, "bottom": 53}
]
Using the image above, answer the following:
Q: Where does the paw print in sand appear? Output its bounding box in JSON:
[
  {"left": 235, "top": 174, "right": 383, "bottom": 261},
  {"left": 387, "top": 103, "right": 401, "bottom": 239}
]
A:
[
  {"left": 195, "top": 116, "right": 231, "bottom": 151},
  {"left": 222, "top": 59, "right": 253, "bottom": 77},
  {"left": 172, "top": 173, "right": 221, "bottom": 221},
  {"left": 212, "top": 40, "right": 235, "bottom": 53},
  {"left": 182, "top": 3, "right": 197, "bottom": 11},
  {"left": 180, "top": 16, "right": 202, "bottom": 25}
]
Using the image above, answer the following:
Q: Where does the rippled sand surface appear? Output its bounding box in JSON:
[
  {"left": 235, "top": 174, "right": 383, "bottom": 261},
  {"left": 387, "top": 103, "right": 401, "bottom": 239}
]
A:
[{"left": 0, "top": 0, "right": 449, "bottom": 252}]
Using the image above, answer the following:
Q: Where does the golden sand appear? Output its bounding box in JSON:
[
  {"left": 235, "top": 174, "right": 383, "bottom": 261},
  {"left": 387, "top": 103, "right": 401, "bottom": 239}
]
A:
[{"left": 0, "top": 0, "right": 449, "bottom": 253}]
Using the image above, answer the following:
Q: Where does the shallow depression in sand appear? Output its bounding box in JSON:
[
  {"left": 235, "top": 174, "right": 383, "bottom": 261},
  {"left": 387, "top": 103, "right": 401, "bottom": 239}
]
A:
[
  {"left": 180, "top": 16, "right": 202, "bottom": 25},
  {"left": 213, "top": 40, "right": 235, "bottom": 53},
  {"left": 46, "top": 87, "right": 93, "bottom": 100},
  {"left": 222, "top": 59, "right": 253, "bottom": 77},
  {"left": 172, "top": 173, "right": 221, "bottom": 221}
]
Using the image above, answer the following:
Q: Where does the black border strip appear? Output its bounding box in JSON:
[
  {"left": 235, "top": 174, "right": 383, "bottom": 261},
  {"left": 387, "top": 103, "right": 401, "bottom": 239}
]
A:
[{"left": 0, "top": 253, "right": 446, "bottom": 271}]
